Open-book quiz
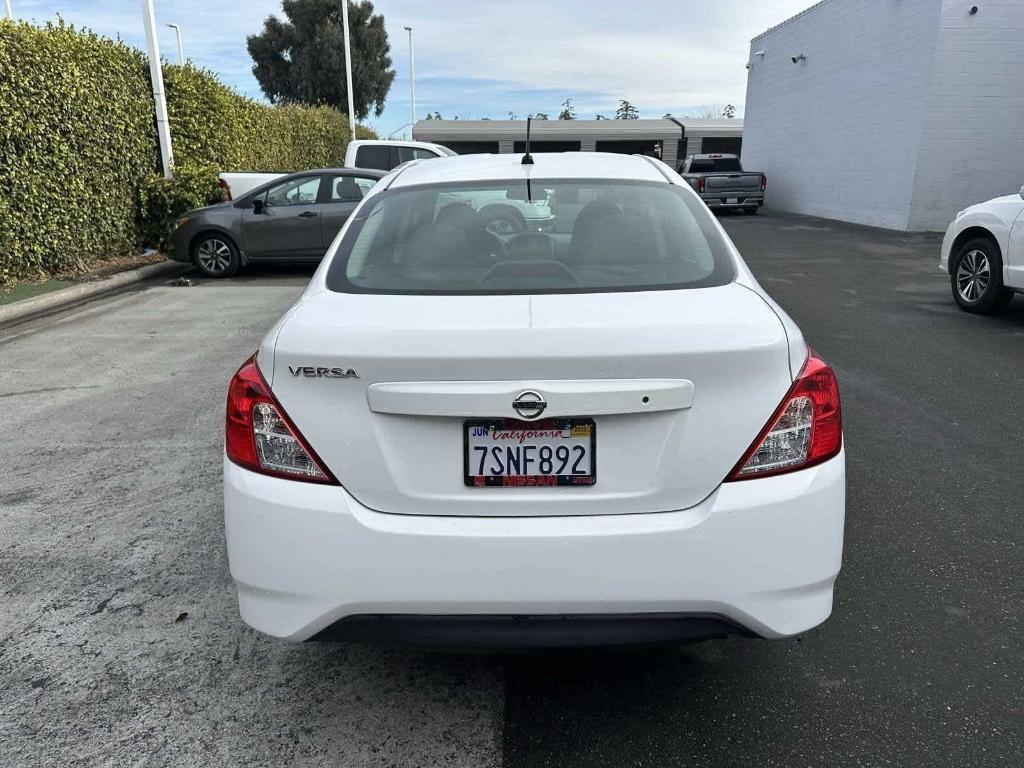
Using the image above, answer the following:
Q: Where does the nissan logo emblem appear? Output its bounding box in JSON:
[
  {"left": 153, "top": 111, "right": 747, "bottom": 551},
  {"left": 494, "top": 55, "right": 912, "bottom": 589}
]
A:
[{"left": 512, "top": 390, "right": 547, "bottom": 419}]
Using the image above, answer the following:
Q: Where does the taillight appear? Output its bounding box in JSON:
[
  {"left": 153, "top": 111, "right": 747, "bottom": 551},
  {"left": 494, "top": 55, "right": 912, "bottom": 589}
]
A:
[
  {"left": 225, "top": 356, "right": 337, "bottom": 484},
  {"left": 218, "top": 178, "right": 232, "bottom": 201},
  {"left": 760, "top": 174, "right": 767, "bottom": 193},
  {"left": 726, "top": 351, "right": 841, "bottom": 481},
  {"left": 697, "top": 177, "right": 706, "bottom": 194}
]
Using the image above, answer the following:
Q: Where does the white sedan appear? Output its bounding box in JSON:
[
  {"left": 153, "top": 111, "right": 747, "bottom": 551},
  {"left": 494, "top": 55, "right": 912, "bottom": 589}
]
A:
[
  {"left": 940, "top": 185, "right": 1024, "bottom": 313},
  {"left": 223, "top": 152, "right": 845, "bottom": 648}
]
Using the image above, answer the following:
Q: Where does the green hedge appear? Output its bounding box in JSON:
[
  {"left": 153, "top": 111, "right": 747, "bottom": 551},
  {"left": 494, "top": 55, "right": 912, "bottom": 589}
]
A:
[
  {"left": 0, "top": 19, "right": 374, "bottom": 284},
  {"left": 136, "top": 163, "right": 224, "bottom": 250}
]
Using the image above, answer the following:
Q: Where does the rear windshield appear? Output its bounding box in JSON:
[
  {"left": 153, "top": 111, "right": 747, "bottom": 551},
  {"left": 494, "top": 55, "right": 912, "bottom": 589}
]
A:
[
  {"left": 688, "top": 157, "right": 743, "bottom": 173},
  {"left": 325, "top": 179, "right": 735, "bottom": 295}
]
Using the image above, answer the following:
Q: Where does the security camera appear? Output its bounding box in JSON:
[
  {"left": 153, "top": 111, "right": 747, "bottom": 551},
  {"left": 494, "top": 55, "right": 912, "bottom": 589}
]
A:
[{"left": 791, "top": 53, "right": 807, "bottom": 63}]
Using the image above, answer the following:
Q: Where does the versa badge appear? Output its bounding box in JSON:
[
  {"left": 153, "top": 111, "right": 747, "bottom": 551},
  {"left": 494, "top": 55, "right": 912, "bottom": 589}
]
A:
[{"left": 289, "top": 366, "right": 360, "bottom": 379}]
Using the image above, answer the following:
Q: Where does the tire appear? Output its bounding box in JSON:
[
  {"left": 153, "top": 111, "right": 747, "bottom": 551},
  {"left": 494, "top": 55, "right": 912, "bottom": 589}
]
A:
[
  {"left": 478, "top": 205, "right": 527, "bottom": 236},
  {"left": 743, "top": 206, "right": 759, "bottom": 215},
  {"left": 192, "top": 233, "right": 240, "bottom": 278},
  {"left": 950, "top": 237, "right": 1012, "bottom": 314}
]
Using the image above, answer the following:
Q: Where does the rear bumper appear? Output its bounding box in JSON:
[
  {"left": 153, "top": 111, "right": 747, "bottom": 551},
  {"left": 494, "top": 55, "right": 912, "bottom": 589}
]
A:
[
  {"left": 703, "top": 195, "right": 764, "bottom": 209},
  {"left": 526, "top": 214, "right": 556, "bottom": 232},
  {"left": 224, "top": 450, "right": 845, "bottom": 644},
  {"left": 311, "top": 613, "right": 753, "bottom": 650}
]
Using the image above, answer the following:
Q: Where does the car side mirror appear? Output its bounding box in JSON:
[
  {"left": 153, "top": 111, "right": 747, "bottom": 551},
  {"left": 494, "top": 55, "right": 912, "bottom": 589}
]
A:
[
  {"left": 252, "top": 198, "right": 265, "bottom": 215},
  {"left": 1019, "top": 185, "right": 1024, "bottom": 200}
]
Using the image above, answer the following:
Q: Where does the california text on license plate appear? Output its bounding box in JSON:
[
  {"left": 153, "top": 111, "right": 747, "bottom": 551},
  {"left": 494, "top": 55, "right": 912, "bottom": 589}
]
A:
[{"left": 464, "top": 418, "right": 596, "bottom": 487}]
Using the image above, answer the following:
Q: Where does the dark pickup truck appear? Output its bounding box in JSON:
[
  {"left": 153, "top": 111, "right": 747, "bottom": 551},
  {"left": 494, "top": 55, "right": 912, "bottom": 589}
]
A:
[{"left": 678, "top": 154, "right": 766, "bottom": 214}]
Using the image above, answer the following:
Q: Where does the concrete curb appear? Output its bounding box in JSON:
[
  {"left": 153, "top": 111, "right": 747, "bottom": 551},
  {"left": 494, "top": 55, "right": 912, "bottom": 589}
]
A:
[{"left": 0, "top": 260, "right": 192, "bottom": 329}]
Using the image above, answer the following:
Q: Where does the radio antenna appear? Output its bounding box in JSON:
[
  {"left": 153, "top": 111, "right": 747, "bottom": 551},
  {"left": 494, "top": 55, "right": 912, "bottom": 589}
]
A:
[{"left": 522, "top": 116, "right": 534, "bottom": 165}]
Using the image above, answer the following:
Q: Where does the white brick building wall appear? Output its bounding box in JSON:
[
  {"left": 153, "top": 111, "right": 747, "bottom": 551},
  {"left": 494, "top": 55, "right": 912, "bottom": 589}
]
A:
[
  {"left": 908, "top": 0, "right": 1024, "bottom": 229},
  {"left": 741, "top": 0, "right": 1024, "bottom": 231}
]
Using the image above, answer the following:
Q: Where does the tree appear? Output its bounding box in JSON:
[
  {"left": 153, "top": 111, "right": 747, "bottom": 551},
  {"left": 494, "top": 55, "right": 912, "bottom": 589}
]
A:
[
  {"left": 594, "top": 114, "right": 608, "bottom": 120},
  {"left": 247, "top": 0, "right": 395, "bottom": 120},
  {"left": 686, "top": 104, "right": 736, "bottom": 120},
  {"left": 615, "top": 99, "right": 639, "bottom": 120},
  {"left": 532, "top": 113, "right": 549, "bottom": 120},
  {"left": 558, "top": 98, "right": 576, "bottom": 120}
]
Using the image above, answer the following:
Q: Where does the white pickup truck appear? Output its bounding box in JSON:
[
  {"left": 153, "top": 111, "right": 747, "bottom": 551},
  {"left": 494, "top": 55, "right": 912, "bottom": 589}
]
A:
[{"left": 218, "top": 140, "right": 455, "bottom": 200}]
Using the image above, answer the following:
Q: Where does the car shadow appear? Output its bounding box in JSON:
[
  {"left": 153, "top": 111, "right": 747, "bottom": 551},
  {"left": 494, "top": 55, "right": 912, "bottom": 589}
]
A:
[
  {"left": 187, "top": 262, "right": 319, "bottom": 287},
  {"left": 497, "top": 635, "right": 858, "bottom": 766}
]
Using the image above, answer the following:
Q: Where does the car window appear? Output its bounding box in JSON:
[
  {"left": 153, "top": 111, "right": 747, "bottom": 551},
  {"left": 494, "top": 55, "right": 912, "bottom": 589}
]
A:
[
  {"left": 355, "top": 146, "right": 390, "bottom": 170},
  {"left": 330, "top": 175, "right": 378, "bottom": 203},
  {"left": 397, "top": 147, "right": 440, "bottom": 164},
  {"left": 326, "top": 179, "right": 735, "bottom": 295},
  {"left": 263, "top": 176, "right": 321, "bottom": 207},
  {"left": 688, "top": 157, "right": 743, "bottom": 173}
]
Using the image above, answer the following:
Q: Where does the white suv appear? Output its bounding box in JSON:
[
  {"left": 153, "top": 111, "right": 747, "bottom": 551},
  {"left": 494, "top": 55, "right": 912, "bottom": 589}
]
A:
[{"left": 223, "top": 152, "right": 846, "bottom": 649}]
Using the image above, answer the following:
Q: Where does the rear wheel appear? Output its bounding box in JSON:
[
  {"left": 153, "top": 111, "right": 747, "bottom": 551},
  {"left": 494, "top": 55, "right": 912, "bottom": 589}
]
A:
[
  {"left": 743, "top": 206, "right": 759, "bottom": 215},
  {"left": 193, "top": 234, "right": 240, "bottom": 278},
  {"left": 951, "top": 238, "right": 1012, "bottom": 314},
  {"left": 478, "top": 205, "right": 527, "bottom": 236}
]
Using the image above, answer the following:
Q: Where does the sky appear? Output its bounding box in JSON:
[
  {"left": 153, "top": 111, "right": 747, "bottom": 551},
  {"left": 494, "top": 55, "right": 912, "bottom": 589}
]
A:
[{"left": 12, "top": 0, "right": 812, "bottom": 136}]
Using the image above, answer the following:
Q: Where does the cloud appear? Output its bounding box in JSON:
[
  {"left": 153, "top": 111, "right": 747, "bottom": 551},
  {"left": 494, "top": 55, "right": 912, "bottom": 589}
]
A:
[{"left": 12, "top": 0, "right": 812, "bottom": 129}]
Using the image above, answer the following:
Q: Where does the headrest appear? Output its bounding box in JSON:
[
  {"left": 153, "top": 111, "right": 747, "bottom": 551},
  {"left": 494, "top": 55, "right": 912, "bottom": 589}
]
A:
[
  {"left": 572, "top": 213, "right": 658, "bottom": 265},
  {"left": 401, "top": 223, "right": 472, "bottom": 269}
]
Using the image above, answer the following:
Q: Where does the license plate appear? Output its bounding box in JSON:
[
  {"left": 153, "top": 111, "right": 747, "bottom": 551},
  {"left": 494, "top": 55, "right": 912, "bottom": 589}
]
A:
[
  {"left": 727, "top": 197, "right": 739, "bottom": 204},
  {"left": 464, "top": 418, "right": 596, "bottom": 487}
]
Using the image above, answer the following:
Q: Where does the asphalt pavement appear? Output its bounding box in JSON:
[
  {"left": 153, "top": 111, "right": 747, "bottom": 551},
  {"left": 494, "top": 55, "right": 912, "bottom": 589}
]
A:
[{"left": 0, "top": 212, "right": 1020, "bottom": 766}]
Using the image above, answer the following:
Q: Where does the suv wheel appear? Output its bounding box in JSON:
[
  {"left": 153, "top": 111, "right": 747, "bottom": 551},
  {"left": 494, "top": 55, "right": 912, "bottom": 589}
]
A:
[
  {"left": 951, "top": 238, "right": 1012, "bottom": 314},
  {"left": 478, "top": 205, "right": 527, "bottom": 236}
]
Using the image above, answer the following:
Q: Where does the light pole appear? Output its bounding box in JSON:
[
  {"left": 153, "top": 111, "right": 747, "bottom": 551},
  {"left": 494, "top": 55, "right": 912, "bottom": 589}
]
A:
[
  {"left": 166, "top": 23, "right": 184, "bottom": 63},
  {"left": 141, "top": 0, "right": 173, "bottom": 177},
  {"left": 341, "top": 0, "right": 356, "bottom": 141},
  {"left": 403, "top": 26, "right": 416, "bottom": 126}
]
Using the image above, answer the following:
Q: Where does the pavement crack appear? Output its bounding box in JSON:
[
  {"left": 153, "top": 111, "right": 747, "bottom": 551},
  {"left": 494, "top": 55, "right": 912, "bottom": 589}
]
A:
[
  {"left": 75, "top": 641, "right": 101, "bottom": 658},
  {"left": 0, "top": 385, "right": 101, "bottom": 399},
  {"left": 90, "top": 588, "right": 124, "bottom": 615}
]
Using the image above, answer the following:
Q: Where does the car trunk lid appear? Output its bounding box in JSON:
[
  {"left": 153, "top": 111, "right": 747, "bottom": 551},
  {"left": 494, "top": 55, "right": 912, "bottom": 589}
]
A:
[{"left": 267, "top": 284, "right": 792, "bottom": 517}]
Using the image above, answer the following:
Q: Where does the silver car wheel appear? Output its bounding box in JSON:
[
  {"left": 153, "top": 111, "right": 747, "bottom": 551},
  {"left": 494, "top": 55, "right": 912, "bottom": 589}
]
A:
[
  {"left": 955, "top": 249, "right": 990, "bottom": 303},
  {"left": 485, "top": 219, "right": 518, "bottom": 236},
  {"left": 196, "top": 238, "right": 233, "bottom": 274}
]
